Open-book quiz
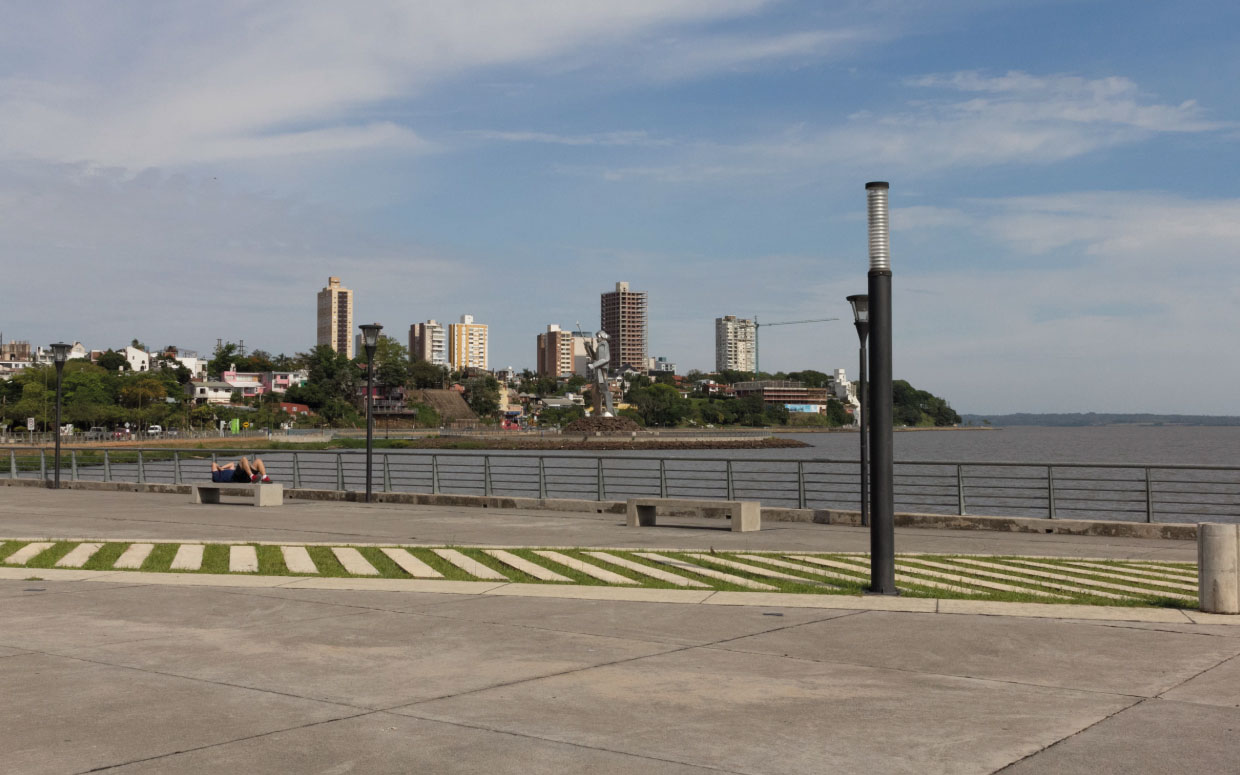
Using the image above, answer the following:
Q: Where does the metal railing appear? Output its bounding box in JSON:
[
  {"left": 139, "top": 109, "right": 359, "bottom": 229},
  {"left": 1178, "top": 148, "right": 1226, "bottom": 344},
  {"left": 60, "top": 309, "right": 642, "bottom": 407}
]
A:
[{"left": 6, "top": 447, "right": 1239, "bottom": 524}]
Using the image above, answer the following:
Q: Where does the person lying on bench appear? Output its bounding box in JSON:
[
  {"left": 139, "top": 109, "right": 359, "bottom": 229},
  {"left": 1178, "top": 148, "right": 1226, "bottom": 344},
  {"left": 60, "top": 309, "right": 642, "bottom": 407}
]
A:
[{"left": 211, "top": 456, "right": 272, "bottom": 484}]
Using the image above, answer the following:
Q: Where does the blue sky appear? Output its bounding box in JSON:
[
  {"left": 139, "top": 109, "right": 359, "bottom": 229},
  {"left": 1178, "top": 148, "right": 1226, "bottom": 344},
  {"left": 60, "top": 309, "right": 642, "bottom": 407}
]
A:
[{"left": 2, "top": 0, "right": 1238, "bottom": 413}]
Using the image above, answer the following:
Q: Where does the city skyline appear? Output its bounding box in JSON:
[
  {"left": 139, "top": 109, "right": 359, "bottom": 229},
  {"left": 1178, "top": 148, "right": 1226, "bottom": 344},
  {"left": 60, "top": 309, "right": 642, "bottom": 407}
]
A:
[{"left": 2, "top": 3, "right": 1239, "bottom": 413}]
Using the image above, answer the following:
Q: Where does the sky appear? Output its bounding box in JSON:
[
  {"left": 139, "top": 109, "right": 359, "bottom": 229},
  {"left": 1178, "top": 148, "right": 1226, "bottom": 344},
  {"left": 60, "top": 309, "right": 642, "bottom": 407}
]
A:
[{"left": 2, "top": 0, "right": 1238, "bottom": 414}]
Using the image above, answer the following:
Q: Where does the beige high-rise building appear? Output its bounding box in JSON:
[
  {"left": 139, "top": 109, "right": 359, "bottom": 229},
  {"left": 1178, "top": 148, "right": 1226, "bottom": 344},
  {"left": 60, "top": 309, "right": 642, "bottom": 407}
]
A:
[
  {"left": 448, "top": 314, "right": 488, "bottom": 371},
  {"left": 536, "top": 324, "right": 595, "bottom": 378},
  {"left": 600, "top": 281, "right": 647, "bottom": 371},
  {"left": 316, "top": 277, "right": 354, "bottom": 359},
  {"left": 409, "top": 320, "right": 447, "bottom": 367},
  {"left": 715, "top": 315, "right": 756, "bottom": 373}
]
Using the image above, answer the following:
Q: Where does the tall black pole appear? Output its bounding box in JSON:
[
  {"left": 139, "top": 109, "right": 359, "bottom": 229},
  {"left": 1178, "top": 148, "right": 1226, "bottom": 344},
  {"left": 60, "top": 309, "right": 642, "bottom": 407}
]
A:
[
  {"left": 858, "top": 340, "right": 869, "bottom": 528},
  {"left": 866, "top": 181, "right": 896, "bottom": 595},
  {"left": 53, "top": 362, "right": 64, "bottom": 489},
  {"left": 365, "top": 354, "right": 375, "bottom": 503}
]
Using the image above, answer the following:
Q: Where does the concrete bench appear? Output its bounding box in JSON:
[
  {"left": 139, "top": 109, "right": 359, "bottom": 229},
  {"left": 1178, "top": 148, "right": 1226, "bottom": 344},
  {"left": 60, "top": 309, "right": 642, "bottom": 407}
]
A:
[
  {"left": 191, "top": 483, "right": 284, "bottom": 507},
  {"left": 626, "top": 498, "right": 760, "bottom": 532}
]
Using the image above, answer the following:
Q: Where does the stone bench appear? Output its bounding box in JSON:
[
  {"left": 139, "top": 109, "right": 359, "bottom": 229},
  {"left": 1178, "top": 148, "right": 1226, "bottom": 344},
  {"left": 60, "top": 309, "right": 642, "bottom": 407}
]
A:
[
  {"left": 626, "top": 497, "right": 760, "bottom": 532},
  {"left": 191, "top": 483, "right": 284, "bottom": 507}
]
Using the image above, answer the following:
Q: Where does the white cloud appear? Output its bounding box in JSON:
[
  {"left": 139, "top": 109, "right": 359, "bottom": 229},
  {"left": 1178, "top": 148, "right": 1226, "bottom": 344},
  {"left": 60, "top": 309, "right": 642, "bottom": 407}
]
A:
[{"left": 466, "top": 130, "right": 670, "bottom": 147}]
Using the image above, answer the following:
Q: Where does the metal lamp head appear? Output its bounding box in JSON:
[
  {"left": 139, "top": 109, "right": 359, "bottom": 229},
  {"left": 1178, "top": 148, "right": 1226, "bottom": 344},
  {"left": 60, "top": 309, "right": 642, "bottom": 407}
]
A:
[
  {"left": 50, "top": 342, "right": 71, "bottom": 365},
  {"left": 359, "top": 323, "right": 383, "bottom": 357},
  {"left": 865, "top": 181, "right": 890, "bottom": 273},
  {"left": 846, "top": 295, "right": 869, "bottom": 326}
]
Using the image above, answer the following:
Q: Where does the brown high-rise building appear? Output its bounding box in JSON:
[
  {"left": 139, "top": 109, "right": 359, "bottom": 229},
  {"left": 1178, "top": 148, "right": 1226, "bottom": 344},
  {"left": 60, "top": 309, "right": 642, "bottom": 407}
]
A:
[
  {"left": 600, "top": 281, "right": 647, "bottom": 371},
  {"left": 316, "top": 277, "right": 354, "bottom": 359}
]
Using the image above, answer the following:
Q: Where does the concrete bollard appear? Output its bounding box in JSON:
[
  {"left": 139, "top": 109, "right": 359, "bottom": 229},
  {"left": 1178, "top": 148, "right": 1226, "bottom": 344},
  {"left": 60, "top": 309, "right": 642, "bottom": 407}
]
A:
[{"left": 1198, "top": 523, "right": 1240, "bottom": 614}]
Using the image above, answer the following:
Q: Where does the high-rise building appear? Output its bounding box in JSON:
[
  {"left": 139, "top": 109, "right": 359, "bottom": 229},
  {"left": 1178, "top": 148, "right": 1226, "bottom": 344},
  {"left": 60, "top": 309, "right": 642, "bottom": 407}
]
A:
[
  {"left": 600, "top": 281, "right": 647, "bottom": 371},
  {"left": 536, "top": 325, "right": 596, "bottom": 378},
  {"left": 409, "top": 320, "right": 447, "bottom": 367},
  {"left": 715, "top": 315, "right": 756, "bottom": 373},
  {"left": 448, "top": 314, "right": 488, "bottom": 371},
  {"left": 316, "top": 277, "right": 354, "bottom": 359}
]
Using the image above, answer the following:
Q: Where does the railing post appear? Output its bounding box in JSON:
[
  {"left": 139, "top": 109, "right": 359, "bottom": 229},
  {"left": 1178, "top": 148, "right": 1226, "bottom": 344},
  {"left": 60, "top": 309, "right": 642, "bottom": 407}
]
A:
[
  {"left": 137, "top": 451, "right": 145, "bottom": 484},
  {"left": 292, "top": 454, "right": 302, "bottom": 489},
  {"left": 431, "top": 455, "right": 440, "bottom": 494},
  {"left": 103, "top": 450, "right": 111, "bottom": 482},
  {"left": 797, "top": 461, "right": 806, "bottom": 509},
  {"left": 173, "top": 452, "right": 181, "bottom": 484},
  {"left": 8, "top": 450, "right": 15, "bottom": 479},
  {"left": 383, "top": 454, "right": 391, "bottom": 492},
  {"left": 336, "top": 453, "right": 344, "bottom": 491},
  {"left": 483, "top": 455, "right": 492, "bottom": 496},
  {"left": 956, "top": 464, "right": 966, "bottom": 515},
  {"left": 1145, "top": 467, "right": 1154, "bottom": 523},
  {"left": 726, "top": 460, "right": 735, "bottom": 500},
  {"left": 538, "top": 457, "right": 547, "bottom": 499},
  {"left": 1047, "top": 466, "right": 1056, "bottom": 519},
  {"left": 659, "top": 458, "right": 667, "bottom": 498},
  {"left": 72, "top": 451, "right": 79, "bottom": 482},
  {"left": 40, "top": 449, "right": 47, "bottom": 482},
  {"left": 597, "top": 457, "right": 605, "bottom": 501}
]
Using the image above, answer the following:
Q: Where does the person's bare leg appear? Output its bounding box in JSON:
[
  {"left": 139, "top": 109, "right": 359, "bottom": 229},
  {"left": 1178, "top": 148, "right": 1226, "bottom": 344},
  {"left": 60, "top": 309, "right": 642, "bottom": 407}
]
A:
[
  {"left": 211, "top": 462, "right": 220, "bottom": 472},
  {"left": 237, "top": 458, "right": 254, "bottom": 477},
  {"left": 253, "top": 458, "right": 267, "bottom": 477}
]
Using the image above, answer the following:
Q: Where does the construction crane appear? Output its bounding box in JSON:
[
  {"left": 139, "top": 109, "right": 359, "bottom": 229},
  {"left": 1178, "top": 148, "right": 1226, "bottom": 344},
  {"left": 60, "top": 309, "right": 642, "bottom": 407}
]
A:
[{"left": 753, "top": 316, "right": 840, "bottom": 377}]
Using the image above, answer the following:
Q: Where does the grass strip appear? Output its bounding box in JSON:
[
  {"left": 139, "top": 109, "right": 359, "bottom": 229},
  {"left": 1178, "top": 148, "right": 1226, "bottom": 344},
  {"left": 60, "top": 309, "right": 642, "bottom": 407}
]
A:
[
  {"left": 82, "top": 542, "right": 129, "bottom": 570},
  {"left": 305, "top": 546, "right": 350, "bottom": 577},
  {"left": 140, "top": 544, "right": 178, "bottom": 572},
  {"left": 405, "top": 547, "right": 474, "bottom": 581},
  {"left": 256, "top": 545, "right": 291, "bottom": 575},
  {"left": 356, "top": 547, "right": 411, "bottom": 579},
  {"left": 508, "top": 548, "right": 599, "bottom": 585},
  {"left": 197, "top": 544, "right": 231, "bottom": 574},
  {"left": 456, "top": 547, "right": 529, "bottom": 583},
  {"left": 0, "top": 540, "right": 24, "bottom": 562}
]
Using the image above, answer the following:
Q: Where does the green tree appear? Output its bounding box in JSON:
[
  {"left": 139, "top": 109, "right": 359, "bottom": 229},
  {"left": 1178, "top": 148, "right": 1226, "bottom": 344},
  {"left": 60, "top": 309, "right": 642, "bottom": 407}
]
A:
[
  {"left": 629, "top": 383, "right": 691, "bottom": 427},
  {"left": 464, "top": 376, "right": 501, "bottom": 418},
  {"left": 409, "top": 359, "right": 448, "bottom": 389},
  {"left": 369, "top": 336, "right": 411, "bottom": 391},
  {"left": 97, "top": 349, "right": 126, "bottom": 372}
]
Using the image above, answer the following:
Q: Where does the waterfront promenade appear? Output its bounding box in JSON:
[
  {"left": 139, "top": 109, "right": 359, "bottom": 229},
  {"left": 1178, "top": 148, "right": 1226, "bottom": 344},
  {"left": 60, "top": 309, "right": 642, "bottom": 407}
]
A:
[{"left": 2, "top": 489, "right": 1237, "bottom": 773}]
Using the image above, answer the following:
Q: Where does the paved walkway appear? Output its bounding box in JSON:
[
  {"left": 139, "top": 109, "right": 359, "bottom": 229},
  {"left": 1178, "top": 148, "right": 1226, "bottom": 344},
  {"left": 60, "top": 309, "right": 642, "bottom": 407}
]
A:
[{"left": 1, "top": 488, "right": 1235, "bottom": 774}]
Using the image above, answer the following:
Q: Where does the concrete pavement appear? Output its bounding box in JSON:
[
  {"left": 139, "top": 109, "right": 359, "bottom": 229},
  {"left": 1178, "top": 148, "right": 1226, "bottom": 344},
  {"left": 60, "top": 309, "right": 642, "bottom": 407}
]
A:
[{"left": 1, "top": 487, "right": 1236, "bottom": 774}]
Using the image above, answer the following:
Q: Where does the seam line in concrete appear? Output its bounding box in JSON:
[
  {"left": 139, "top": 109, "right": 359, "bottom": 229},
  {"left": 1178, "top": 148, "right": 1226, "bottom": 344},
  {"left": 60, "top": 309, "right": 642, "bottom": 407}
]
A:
[
  {"left": 1154, "top": 649, "right": 1240, "bottom": 699},
  {"left": 989, "top": 697, "right": 1148, "bottom": 774}
]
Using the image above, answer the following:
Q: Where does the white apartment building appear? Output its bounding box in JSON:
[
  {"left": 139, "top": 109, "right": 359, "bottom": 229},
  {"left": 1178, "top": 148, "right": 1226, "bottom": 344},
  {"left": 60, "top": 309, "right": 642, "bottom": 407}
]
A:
[
  {"left": 831, "top": 368, "right": 862, "bottom": 426},
  {"left": 448, "top": 314, "right": 488, "bottom": 371},
  {"left": 316, "top": 276, "right": 354, "bottom": 359},
  {"left": 409, "top": 320, "right": 447, "bottom": 367},
  {"left": 123, "top": 345, "right": 151, "bottom": 372},
  {"left": 715, "top": 315, "right": 756, "bottom": 372}
]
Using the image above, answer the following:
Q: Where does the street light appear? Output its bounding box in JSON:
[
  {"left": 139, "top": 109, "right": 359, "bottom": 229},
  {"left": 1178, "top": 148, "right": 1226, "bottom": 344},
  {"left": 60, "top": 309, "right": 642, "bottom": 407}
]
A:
[
  {"left": 846, "top": 295, "right": 870, "bottom": 529},
  {"left": 50, "top": 342, "right": 72, "bottom": 489},
  {"left": 360, "top": 323, "right": 383, "bottom": 503},
  {"left": 865, "top": 181, "right": 896, "bottom": 595}
]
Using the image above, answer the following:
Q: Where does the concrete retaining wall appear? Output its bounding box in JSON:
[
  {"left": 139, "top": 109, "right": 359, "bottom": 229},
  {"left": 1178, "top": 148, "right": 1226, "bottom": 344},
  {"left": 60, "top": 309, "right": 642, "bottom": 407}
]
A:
[{"left": 1, "top": 477, "right": 1196, "bottom": 541}]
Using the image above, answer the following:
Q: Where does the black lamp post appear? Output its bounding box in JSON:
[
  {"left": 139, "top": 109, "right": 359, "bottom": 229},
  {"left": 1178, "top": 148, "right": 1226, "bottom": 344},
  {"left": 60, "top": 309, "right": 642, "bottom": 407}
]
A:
[
  {"left": 50, "top": 342, "right": 72, "bottom": 489},
  {"left": 360, "top": 323, "right": 382, "bottom": 502},
  {"left": 846, "top": 295, "right": 870, "bottom": 529},
  {"left": 865, "top": 182, "right": 896, "bottom": 595}
]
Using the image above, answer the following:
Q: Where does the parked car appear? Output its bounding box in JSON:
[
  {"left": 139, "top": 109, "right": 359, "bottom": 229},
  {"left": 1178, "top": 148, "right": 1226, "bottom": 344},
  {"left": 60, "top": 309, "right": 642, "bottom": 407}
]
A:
[
  {"left": 147, "top": 425, "right": 163, "bottom": 437},
  {"left": 85, "top": 427, "right": 107, "bottom": 441}
]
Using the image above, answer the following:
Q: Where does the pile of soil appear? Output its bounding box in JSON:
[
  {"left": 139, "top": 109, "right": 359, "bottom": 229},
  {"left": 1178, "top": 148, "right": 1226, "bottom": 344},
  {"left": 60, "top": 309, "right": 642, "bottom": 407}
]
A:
[{"left": 563, "top": 416, "right": 642, "bottom": 434}]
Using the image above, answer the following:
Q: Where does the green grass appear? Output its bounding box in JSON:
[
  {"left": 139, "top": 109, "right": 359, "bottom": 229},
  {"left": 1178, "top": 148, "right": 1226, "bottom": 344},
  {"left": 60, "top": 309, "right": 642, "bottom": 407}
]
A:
[
  {"left": 0, "top": 540, "right": 24, "bottom": 562},
  {"left": 256, "top": 544, "right": 289, "bottom": 575},
  {"left": 82, "top": 542, "right": 129, "bottom": 570},
  {"left": 140, "top": 544, "right": 178, "bottom": 572},
  {"left": 304, "top": 546, "right": 351, "bottom": 577},
  {"left": 21, "top": 542, "right": 77, "bottom": 568}
]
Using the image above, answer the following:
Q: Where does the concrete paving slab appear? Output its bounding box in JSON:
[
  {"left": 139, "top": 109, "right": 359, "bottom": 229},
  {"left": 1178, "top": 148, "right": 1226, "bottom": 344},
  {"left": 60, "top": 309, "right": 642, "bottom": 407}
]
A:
[
  {"left": 634, "top": 552, "right": 777, "bottom": 590},
  {"left": 998, "top": 699, "right": 1240, "bottom": 774},
  {"left": 102, "top": 710, "right": 722, "bottom": 775},
  {"left": 228, "top": 545, "right": 258, "bottom": 573},
  {"left": 169, "top": 543, "right": 203, "bottom": 570},
  {"left": 0, "top": 583, "right": 362, "bottom": 650},
  {"left": 684, "top": 553, "right": 829, "bottom": 584},
  {"left": 280, "top": 544, "right": 318, "bottom": 573},
  {"left": 720, "top": 611, "right": 1240, "bottom": 697},
  {"left": 87, "top": 570, "right": 292, "bottom": 588},
  {"left": 402, "top": 646, "right": 1138, "bottom": 775},
  {"left": 114, "top": 542, "right": 154, "bottom": 569},
  {"left": 1183, "top": 610, "right": 1240, "bottom": 626},
  {"left": 402, "top": 595, "right": 852, "bottom": 646},
  {"left": 67, "top": 608, "right": 681, "bottom": 708},
  {"left": 0, "top": 652, "right": 354, "bottom": 775},
  {"left": 332, "top": 546, "right": 380, "bottom": 575},
  {"left": 379, "top": 547, "right": 443, "bottom": 578},
  {"left": 1060, "top": 560, "right": 1200, "bottom": 590},
  {"left": 54, "top": 541, "right": 102, "bottom": 567},
  {"left": 584, "top": 551, "right": 711, "bottom": 587},
  {"left": 918, "top": 558, "right": 1134, "bottom": 601},
  {"left": 221, "top": 585, "right": 484, "bottom": 612},
  {"left": 484, "top": 549, "right": 571, "bottom": 581},
  {"left": 0, "top": 566, "right": 107, "bottom": 582},
  {"left": 3, "top": 542, "right": 53, "bottom": 565},
  {"left": 954, "top": 557, "right": 1195, "bottom": 601},
  {"left": 432, "top": 548, "right": 509, "bottom": 580},
  {"left": 534, "top": 550, "right": 638, "bottom": 585},
  {"left": 1160, "top": 653, "right": 1240, "bottom": 707}
]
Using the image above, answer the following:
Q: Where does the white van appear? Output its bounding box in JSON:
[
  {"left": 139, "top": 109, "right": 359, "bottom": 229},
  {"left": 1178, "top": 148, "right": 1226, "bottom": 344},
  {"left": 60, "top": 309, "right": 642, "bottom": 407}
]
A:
[{"left": 147, "top": 425, "right": 163, "bottom": 437}]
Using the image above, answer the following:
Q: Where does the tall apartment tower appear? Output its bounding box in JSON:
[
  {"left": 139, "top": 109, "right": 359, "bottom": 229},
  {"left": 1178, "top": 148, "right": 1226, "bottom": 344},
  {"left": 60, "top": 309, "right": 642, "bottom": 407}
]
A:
[
  {"left": 715, "top": 315, "right": 756, "bottom": 372},
  {"left": 409, "top": 320, "right": 447, "bottom": 367},
  {"left": 600, "top": 281, "right": 647, "bottom": 371},
  {"left": 448, "top": 314, "right": 488, "bottom": 371},
  {"left": 536, "top": 325, "right": 596, "bottom": 378},
  {"left": 316, "top": 277, "right": 354, "bottom": 359}
]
